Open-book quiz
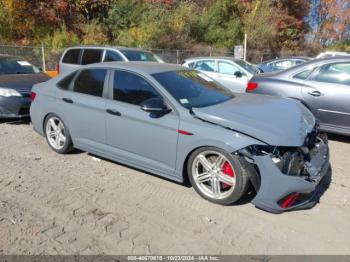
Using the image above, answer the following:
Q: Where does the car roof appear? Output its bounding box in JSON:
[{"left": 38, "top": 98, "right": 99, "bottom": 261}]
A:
[
  {"left": 64, "top": 45, "right": 152, "bottom": 52},
  {"left": 184, "top": 56, "right": 241, "bottom": 63},
  {"left": 83, "top": 61, "right": 187, "bottom": 74},
  {"left": 0, "top": 54, "right": 19, "bottom": 60},
  {"left": 260, "top": 56, "right": 311, "bottom": 64},
  {"left": 275, "top": 56, "right": 350, "bottom": 77}
]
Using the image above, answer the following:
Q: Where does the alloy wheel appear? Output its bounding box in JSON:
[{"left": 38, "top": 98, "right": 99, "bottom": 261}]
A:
[
  {"left": 191, "top": 151, "right": 236, "bottom": 200},
  {"left": 46, "top": 117, "right": 66, "bottom": 150}
]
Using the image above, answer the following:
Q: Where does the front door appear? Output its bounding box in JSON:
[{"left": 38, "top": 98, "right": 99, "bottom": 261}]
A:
[
  {"left": 216, "top": 61, "right": 248, "bottom": 93},
  {"left": 302, "top": 62, "right": 350, "bottom": 130},
  {"left": 105, "top": 70, "right": 179, "bottom": 176}
]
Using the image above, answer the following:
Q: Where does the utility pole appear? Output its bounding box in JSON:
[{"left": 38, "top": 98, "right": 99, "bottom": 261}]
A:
[
  {"left": 41, "top": 43, "right": 46, "bottom": 72},
  {"left": 243, "top": 33, "right": 247, "bottom": 61}
]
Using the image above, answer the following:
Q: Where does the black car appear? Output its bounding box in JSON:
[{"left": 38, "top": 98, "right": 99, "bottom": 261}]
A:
[{"left": 0, "top": 55, "right": 50, "bottom": 118}]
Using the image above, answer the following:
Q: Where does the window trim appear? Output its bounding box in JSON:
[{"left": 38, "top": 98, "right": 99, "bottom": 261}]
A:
[
  {"left": 58, "top": 68, "right": 109, "bottom": 98},
  {"left": 107, "top": 69, "right": 177, "bottom": 112},
  {"left": 56, "top": 71, "right": 78, "bottom": 90}
]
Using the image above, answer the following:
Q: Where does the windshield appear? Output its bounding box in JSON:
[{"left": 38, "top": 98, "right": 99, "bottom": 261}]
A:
[
  {"left": 0, "top": 58, "right": 40, "bottom": 75},
  {"left": 121, "top": 50, "right": 163, "bottom": 62},
  {"left": 152, "top": 70, "right": 234, "bottom": 109},
  {"left": 235, "top": 60, "right": 259, "bottom": 74}
]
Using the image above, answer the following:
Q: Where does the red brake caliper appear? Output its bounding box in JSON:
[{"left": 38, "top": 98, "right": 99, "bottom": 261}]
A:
[{"left": 221, "top": 161, "right": 235, "bottom": 189}]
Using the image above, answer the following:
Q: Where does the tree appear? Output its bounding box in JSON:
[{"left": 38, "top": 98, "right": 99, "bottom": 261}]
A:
[
  {"left": 314, "top": 0, "right": 350, "bottom": 45},
  {"left": 192, "top": 0, "right": 244, "bottom": 49}
]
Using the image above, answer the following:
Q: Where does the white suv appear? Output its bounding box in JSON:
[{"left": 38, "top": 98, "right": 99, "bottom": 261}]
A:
[{"left": 58, "top": 46, "right": 164, "bottom": 74}]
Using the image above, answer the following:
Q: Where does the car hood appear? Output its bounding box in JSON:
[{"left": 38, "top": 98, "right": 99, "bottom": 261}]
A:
[
  {"left": 192, "top": 93, "right": 315, "bottom": 147},
  {"left": 0, "top": 73, "right": 50, "bottom": 92}
]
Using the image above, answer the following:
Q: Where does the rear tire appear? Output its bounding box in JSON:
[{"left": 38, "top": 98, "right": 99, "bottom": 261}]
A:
[
  {"left": 187, "top": 146, "right": 250, "bottom": 205},
  {"left": 44, "top": 114, "right": 73, "bottom": 154}
]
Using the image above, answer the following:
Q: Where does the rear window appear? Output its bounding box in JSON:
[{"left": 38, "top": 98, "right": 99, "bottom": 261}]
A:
[
  {"left": 81, "top": 49, "right": 103, "bottom": 65},
  {"left": 62, "top": 49, "right": 80, "bottom": 64},
  {"left": 0, "top": 58, "right": 40, "bottom": 75},
  {"left": 57, "top": 72, "right": 76, "bottom": 90},
  {"left": 73, "top": 69, "right": 106, "bottom": 97}
]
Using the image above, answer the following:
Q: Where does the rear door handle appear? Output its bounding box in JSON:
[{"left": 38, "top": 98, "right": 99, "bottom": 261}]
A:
[
  {"left": 308, "top": 91, "right": 322, "bottom": 97},
  {"left": 106, "top": 109, "right": 121, "bottom": 116},
  {"left": 62, "top": 98, "right": 73, "bottom": 103}
]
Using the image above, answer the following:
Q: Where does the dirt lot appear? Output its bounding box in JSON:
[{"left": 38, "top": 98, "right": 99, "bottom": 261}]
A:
[{"left": 0, "top": 120, "right": 349, "bottom": 255}]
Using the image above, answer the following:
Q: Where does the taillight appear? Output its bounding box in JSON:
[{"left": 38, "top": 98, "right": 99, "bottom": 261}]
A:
[
  {"left": 246, "top": 82, "right": 258, "bottom": 92},
  {"left": 30, "top": 91, "right": 36, "bottom": 102},
  {"left": 56, "top": 64, "right": 60, "bottom": 74}
]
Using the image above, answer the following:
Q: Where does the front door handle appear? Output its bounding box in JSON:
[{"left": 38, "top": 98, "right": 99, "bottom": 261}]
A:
[
  {"left": 106, "top": 109, "right": 121, "bottom": 116},
  {"left": 62, "top": 98, "right": 73, "bottom": 103},
  {"left": 308, "top": 91, "right": 322, "bottom": 97}
]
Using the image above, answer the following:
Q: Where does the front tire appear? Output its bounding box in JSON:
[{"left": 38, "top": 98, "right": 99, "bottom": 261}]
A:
[
  {"left": 44, "top": 114, "right": 73, "bottom": 154},
  {"left": 187, "top": 146, "right": 250, "bottom": 205}
]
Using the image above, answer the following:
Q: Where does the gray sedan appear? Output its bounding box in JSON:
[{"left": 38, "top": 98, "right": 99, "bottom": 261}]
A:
[
  {"left": 30, "top": 62, "right": 329, "bottom": 213},
  {"left": 247, "top": 56, "right": 350, "bottom": 136}
]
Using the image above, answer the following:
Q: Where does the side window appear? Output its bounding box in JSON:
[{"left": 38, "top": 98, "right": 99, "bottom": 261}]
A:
[
  {"left": 62, "top": 49, "right": 80, "bottom": 64},
  {"left": 73, "top": 69, "right": 106, "bottom": 97},
  {"left": 314, "top": 63, "right": 350, "bottom": 86},
  {"left": 113, "top": 70, "right": 161, "bottom": 105},
  {"left": 194, "top": 60, "right": 215, "bottom": 72},
  {"left": 274, "top": 60, "right": 293, "bottom": 70},
  {"left": 104, "top": 51, "right": 123, "bottom": 62},
  {"left": 218, "top": 61, "right": 240, "bottom": 75},
  {"left": 57, "top": 72, "right": 77, "bottom": 90},
  {"left": 81, "top": 49, "right": 103, "bottom": 65},
  {"left": 293, "top": 69, "right": 313, "bottom": 80}
]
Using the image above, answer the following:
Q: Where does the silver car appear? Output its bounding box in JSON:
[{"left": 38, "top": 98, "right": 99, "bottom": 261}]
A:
[
  {"left": 58, "top": 46, "right": 164, "bottom": 74},
  {"left": 30, "top": 62, "right": 329, "bottom": 213},
  {"left": 247, "top": 56, "right": 350, "bottom": 136},
  {"left": 182, "top": 57, "right": 259, "bottom": 92}
]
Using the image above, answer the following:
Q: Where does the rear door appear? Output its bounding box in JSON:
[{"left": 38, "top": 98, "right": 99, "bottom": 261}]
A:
[
  {"left": 57, "top": 68, "right": 108, "bottom": 150},
  {"left": 105, "top": 70, "right": 179, "bottom": 175},
  {"left": 302, "top": 62, "right": 350, "bottom": 129}
]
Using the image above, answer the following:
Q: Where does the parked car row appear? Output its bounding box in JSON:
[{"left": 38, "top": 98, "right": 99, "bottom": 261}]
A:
[{"left": 2, "top": 45, "right": 345, "bottom": 214}]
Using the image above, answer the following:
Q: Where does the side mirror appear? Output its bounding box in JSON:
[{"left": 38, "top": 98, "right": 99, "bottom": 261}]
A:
[
  {"left": 140, "top": 98, "right": 172, "bottom": 115},
  {"left": 234, "top": 71, "right": 243, "bottom": 78}
]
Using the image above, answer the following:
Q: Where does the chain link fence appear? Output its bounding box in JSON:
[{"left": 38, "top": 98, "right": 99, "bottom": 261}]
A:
[{"left": 0, "top": 44, "right": 313, "bottom": 71}]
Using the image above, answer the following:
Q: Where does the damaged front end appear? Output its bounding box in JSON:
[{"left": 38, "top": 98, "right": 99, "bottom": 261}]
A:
[{"left": 238, "top": 127, "right": 330, "bottom": 214}]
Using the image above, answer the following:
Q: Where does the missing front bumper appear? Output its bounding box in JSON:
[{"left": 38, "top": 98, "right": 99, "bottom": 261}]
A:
[{"left": 250, "top": 139, "right": 330, "bottom": 214}]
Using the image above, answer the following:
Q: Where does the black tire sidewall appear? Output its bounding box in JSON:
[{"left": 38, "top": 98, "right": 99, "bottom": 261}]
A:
[
  {"left": 187, "top": 146, "right": 248, "bottom": 205},
  {"left": 44, "top": 114, "right": 73, "bottom": 154}
]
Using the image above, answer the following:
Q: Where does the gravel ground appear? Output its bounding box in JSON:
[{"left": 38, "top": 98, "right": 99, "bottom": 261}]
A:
[{"left": 0, "top": 120, "right": 349, "bottom": 255}]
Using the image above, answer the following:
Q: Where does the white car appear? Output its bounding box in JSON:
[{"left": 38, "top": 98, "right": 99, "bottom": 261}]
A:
[
  {"left": 316, "top": 51, "right": 349, "bottom": 59},
  {"left": 182, "top": 57, "right": 260, "bottom": 93},
  {"left": 58, "top": 46, "right": 164, "bottom": 75}
]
